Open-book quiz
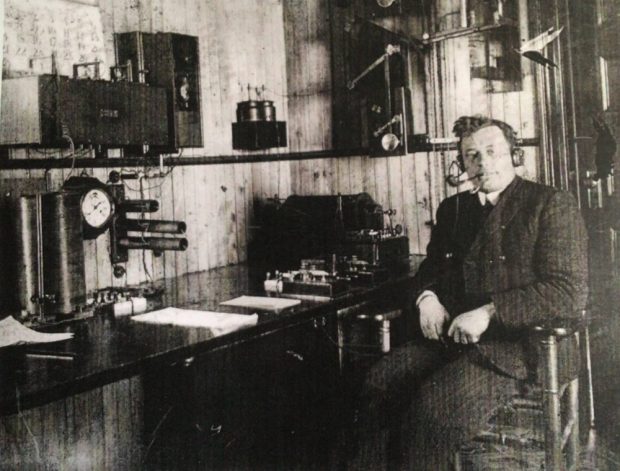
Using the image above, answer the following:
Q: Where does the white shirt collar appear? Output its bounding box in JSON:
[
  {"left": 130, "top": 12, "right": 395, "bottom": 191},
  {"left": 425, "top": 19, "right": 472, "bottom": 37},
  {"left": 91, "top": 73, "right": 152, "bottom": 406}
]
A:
[
  {"left": 477, "top": 190, "right": 502, "bottom": 206},
  {"left": 471, "top": 176, "right": 516, "bottom": 206}
]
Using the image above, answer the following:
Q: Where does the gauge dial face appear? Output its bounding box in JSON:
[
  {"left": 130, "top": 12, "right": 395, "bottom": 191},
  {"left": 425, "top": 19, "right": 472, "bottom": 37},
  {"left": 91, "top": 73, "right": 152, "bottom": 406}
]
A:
[{"left": 81, "top": 188, "right": 113, "bottom": 229}]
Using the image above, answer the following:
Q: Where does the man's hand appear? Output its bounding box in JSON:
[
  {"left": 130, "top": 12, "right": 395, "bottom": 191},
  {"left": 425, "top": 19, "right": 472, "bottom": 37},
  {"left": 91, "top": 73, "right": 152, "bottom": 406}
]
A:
[
  {"left": 419, "top": 295, "right": 450, "bottom": 341},
  {"left": 447, "top": 304, "right": 495, "bottom": 344}
]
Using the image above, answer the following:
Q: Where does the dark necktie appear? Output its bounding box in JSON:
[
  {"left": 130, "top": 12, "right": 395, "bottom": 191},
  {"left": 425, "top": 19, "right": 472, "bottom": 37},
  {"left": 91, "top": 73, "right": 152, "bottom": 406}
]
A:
[{"left": 481, "top": 200, "right": 494, "bottom": 220}]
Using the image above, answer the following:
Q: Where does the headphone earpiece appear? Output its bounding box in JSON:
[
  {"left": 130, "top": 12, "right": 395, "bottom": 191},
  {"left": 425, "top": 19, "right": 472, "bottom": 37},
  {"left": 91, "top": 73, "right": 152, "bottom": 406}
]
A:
[
  {"left": 456, "top": 153, "right": 465, "bottom": 172},
  {"left": 511, "top": 148, "right": 524, "bottom": 167}
]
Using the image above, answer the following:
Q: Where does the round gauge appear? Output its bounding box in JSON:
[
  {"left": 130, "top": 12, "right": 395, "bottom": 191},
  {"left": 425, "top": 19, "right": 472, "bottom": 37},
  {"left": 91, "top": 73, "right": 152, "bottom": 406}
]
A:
[{"left": 81, "top": 188, "right": 114, "bottom": 229}]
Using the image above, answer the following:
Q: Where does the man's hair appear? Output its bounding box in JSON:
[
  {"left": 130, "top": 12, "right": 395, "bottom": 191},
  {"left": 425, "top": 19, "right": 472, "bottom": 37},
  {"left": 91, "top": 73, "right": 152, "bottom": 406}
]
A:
[{"left": 452, "top": 115, "right": 518, "bottom": 151}]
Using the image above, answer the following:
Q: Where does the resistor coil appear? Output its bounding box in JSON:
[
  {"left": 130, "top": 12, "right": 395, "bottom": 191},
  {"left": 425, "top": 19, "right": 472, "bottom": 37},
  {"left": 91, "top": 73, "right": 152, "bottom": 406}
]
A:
[{"left": 118, "top": 237, "right": 188, "bottom": 251}]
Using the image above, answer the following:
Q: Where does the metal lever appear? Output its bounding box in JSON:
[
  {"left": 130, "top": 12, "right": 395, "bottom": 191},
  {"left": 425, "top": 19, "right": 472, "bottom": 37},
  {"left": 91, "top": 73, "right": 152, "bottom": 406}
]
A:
[
  {"left": 373, "top": 114, "right": 402, "bottom": 138},
  {"left": 347, "top": 44, "right": 401, "bottom": 90}
]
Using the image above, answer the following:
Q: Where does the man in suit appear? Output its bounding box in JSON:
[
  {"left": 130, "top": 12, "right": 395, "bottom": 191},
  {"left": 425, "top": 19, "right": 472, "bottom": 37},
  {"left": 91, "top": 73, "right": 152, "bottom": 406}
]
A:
[{"left": 348, "top": 116, "right": 588, "bottom": 470}]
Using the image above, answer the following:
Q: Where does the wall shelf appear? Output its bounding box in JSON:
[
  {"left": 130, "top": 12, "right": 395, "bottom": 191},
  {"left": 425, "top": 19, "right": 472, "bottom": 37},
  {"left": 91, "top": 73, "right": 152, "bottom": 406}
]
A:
[{"left": 0, "top": 137, "right": 539, "bottom": 170}]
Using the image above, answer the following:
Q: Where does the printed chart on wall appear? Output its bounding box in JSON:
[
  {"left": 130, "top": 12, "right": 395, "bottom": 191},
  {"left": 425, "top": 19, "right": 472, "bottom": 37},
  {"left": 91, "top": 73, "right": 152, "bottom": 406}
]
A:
[{"left": 3, "top": 0, "right": 108, "bottom": 79}]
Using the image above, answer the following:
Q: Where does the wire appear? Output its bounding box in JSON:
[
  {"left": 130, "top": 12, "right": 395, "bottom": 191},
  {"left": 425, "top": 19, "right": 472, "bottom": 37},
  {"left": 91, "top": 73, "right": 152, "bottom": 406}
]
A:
[
  {"left": 262, "top": 85, "right": 332, "bottom": 99},
  {"left": 138, "top": 175, "right": 153, "bottom": 283},
  {"left": 62, "top": 134, "right": 77, "bottom": 183},
  {"left": 121, "top": 149, "right": 181, "bottom": 193},
  {"left": 142, "top": 405, "right": 174, "bottom": 463},
  {"left": 121, "top": 166, "right": 176, "bottom": 193}
]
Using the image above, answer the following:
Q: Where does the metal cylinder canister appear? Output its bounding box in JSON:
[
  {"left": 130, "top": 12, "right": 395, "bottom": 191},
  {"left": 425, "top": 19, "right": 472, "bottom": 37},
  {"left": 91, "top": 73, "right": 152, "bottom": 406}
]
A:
[
  {"left": 14, "top": 195, "right": 41, "bottom": 317},
  {"left": 119, "top": 237, "right": 188, "bottom": 251},
  {"left": 236, "top": 100, "right": 261, "bottom": 122},
  {"left": 124, "top": 219, "right": 186, "bottom": 234},
  {"left": 41, "top": 192, "right": 86, "bottom": 316},
  {"left": 260, "top": 100, "right": 276, "bottom": 121}
]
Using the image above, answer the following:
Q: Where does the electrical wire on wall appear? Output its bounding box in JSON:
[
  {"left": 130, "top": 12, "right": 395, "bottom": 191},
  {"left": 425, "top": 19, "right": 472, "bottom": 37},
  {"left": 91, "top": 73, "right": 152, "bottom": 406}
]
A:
[
  {"left": 116, "top": 148, "right": 184, "bottom": 285},
  {"left": 61, "top": 133, "right": 77, "bottom": 183},
  {"left": 138, "top": 173, "right": 154, "bottom": 283}
]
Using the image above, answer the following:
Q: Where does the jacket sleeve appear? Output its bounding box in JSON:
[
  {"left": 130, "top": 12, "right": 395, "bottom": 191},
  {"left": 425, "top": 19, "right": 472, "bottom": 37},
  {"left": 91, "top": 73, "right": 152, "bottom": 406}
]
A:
[
  {"left": 411, "top": 200, "right": 451, "bottom": 301},
  {"left": 491, "top": 191, "right": 588, "bottom": 330}
]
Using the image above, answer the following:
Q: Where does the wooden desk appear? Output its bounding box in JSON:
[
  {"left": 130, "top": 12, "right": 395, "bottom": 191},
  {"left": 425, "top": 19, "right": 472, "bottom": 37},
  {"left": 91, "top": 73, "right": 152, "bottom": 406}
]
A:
[{"left": 0, "top": 262, "right": 417, "bottom": 469}]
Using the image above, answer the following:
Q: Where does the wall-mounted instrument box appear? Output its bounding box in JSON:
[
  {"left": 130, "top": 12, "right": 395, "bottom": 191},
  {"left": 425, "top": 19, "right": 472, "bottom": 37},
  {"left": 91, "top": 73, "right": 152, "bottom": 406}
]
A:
[
  {"left": 115, "top": 32, "right": 203, "bottom": 148},
  {"left": 0, "top": 75, "right": 169, "bottom": 147},
  {"left": 232, "top": 99, "right": 287, "bottom": 150},
  {"left": 333, "top": 20, "right": 414, "bottom": 156}
]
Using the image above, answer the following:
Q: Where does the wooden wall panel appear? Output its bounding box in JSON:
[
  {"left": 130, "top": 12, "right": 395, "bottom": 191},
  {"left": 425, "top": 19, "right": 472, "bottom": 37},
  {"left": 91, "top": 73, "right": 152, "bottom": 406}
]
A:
[{"left": 0, "top": 377, "right": 143, "bottom": 470}]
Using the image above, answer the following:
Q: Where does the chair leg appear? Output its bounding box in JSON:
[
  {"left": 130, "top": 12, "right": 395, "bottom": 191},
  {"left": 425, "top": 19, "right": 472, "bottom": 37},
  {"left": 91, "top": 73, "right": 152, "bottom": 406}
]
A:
[
  {"left": 542, "top": 335, "right": 562, "bottom": 470},
  {"left": 453, "top": 450, "right": 462, "bottom": 471},
  {"left": 566, "top": 378, "right": 580, "bottom": 470},
  {"left": 583, "top": 324, "right": 598, "bottom": 467},
  {"left": 583, "top": 325, "right": 596, "bottom": 431}
]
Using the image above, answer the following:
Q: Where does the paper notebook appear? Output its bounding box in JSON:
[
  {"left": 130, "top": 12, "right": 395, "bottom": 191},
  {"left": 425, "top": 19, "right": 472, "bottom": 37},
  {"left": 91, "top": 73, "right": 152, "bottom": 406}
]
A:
[
  {"left": 131, "top": 308, "right": 258, "bottom": 336},
  {"left": 220, "top": 295, "right": 301, "bottom": 312},
  {"left": 0, "top": 316, "right": 74, "bottom": 349}
]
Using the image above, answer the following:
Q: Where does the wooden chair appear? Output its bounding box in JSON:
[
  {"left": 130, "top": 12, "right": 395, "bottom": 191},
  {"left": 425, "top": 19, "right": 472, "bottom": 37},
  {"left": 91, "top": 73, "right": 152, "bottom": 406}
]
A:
[
  {"left": 456, "top": 310, "right": 596, "bottom": 471},
  {"left": 533, "top": 310, "right": 596, "bottom": 470}
]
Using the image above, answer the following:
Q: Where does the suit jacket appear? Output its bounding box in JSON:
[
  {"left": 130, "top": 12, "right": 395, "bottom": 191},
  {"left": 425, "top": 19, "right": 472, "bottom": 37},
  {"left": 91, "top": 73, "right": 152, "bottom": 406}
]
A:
[{"left": 412, "top": 176, "right": 589, "bottom": 380}]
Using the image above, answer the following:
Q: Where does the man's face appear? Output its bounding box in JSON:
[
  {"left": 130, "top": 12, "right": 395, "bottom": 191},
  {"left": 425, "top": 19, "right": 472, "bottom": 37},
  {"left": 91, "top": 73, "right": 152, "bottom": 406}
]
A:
[{"left": 460, "top": 125, "right": 516, "bottom": 193}]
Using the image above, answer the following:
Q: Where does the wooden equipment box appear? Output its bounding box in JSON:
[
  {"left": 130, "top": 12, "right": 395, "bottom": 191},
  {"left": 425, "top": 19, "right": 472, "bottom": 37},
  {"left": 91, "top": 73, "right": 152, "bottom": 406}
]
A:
[
  {"left": 115, "top": 32, "right": 203, "bottom": 148},
  {"left": 0, "top": 75, "right": 169, "bottom": 147}
]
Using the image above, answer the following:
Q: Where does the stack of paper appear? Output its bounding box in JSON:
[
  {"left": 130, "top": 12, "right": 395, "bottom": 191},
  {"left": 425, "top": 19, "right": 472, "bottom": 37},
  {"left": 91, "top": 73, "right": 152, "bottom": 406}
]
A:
[
  {"left": 220, "top": 295, "right": 301, "bottom": 312},
  {"left": 131, "top": 307, "right": 258, "bottom": 336},
  {"left": 0, "top": 316, "right": 74, "bottom": 349}
]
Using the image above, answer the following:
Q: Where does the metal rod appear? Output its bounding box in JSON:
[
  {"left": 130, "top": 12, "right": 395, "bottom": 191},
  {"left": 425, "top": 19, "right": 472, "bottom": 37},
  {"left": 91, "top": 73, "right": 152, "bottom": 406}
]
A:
[
  {"left": 347, "top": 44, "right": 400, "bottom": 90},
  {"left": 562, "top": 0, "right": 582, "bottom": 208},
  {"left": 567, "top": 378, "right": 580, "bottom": 470},
  {"left": 424, "top": 21, "right": 514, "bottom": 44},
  {"left": 36, "top": 194, "right": 44, "bottom": 322},
  {"left": 124, "top": 219, "right": 186, "bottom": 234},
  {"left": 553, "top": 0, "right": 570, "bottom": 192},
  {"left": 584, "top": 322, "right": 596, "bottom": 429},
  {"left": 0, "top": 139, "right": 542, "bottom": 170},
  {"left": 460, "top": 0, "right": 468, "bottom": 28}
]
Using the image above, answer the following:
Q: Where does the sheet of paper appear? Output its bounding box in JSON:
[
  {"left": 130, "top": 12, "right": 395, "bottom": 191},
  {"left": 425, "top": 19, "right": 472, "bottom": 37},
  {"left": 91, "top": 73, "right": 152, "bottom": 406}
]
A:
[
  {"left": 0, "top": 316, "right": 74, "bottom": 349},
  {"left": 220, "top": 295, "right": 301, "bottom": 312},
  {"left": 131, "top": 308, "right": 258, "bottom": 336}
]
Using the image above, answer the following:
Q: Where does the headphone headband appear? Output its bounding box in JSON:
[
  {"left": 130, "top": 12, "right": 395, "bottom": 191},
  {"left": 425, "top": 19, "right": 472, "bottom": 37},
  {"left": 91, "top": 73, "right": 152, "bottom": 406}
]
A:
[{"left": 452, "top": 116, "right": 525, "bottom": 172}]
